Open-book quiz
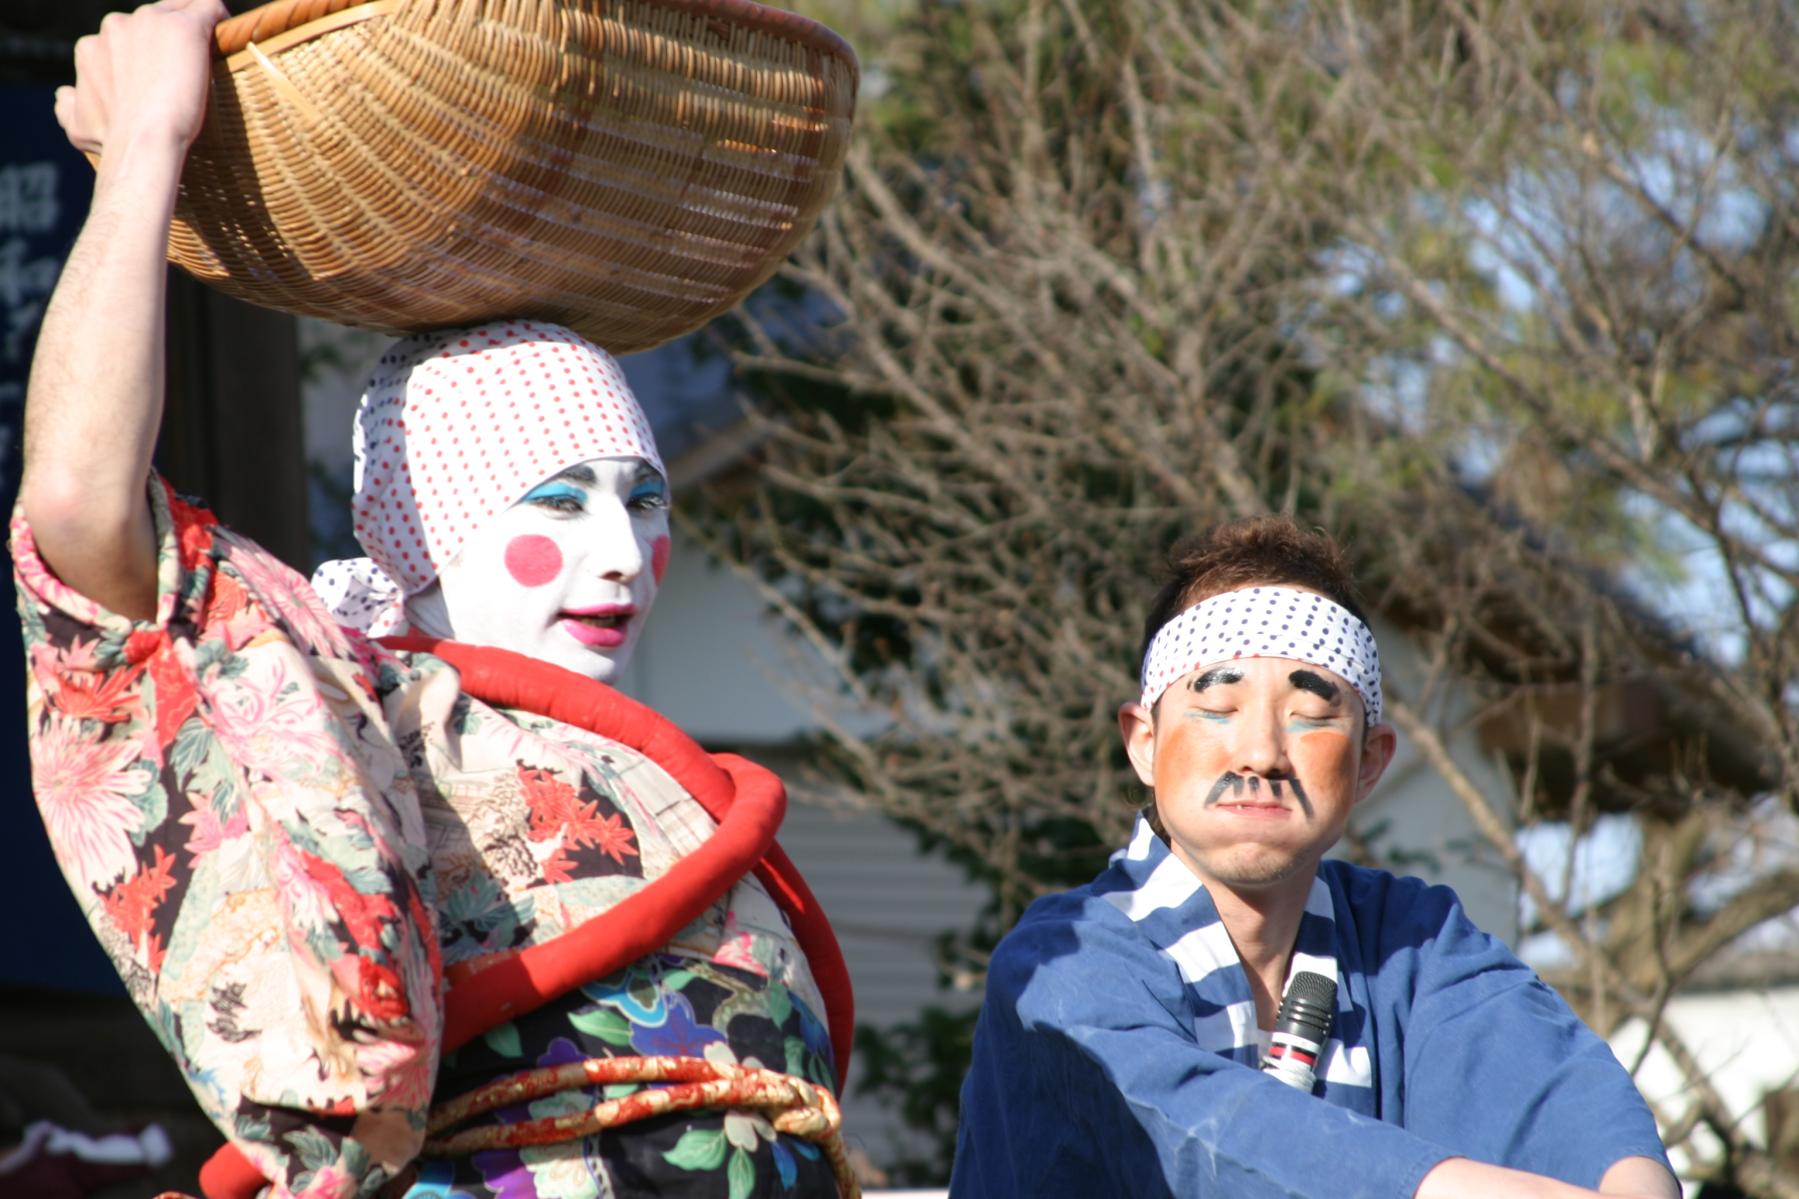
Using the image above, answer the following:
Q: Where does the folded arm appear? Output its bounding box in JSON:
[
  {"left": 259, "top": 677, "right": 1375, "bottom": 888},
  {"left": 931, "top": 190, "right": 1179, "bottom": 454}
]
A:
[
  {"left": 1417, "top": 1155, "right": 1678, "bottom": 1199},
  {"left": 1395, "top": 880, "right": 1677, "bottom": 1199},
  {"left": 955, "top": 898, "right": 1676, "bottom": 1199}
]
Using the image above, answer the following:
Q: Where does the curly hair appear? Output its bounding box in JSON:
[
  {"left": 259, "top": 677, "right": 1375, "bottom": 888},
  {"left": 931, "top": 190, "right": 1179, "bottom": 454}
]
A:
[{"left": 1136, "top": 515, "right": 1367, "bottom": 672}]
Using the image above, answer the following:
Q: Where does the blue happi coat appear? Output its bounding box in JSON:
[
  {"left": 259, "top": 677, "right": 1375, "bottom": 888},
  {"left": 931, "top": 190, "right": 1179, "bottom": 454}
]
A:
[{"left": 951, "top": 817, "right": 1668, "bottom": 1198}]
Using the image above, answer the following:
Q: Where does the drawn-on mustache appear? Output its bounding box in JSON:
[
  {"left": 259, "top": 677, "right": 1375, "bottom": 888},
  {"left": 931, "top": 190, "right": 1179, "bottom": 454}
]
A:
[{"left": 1203, "top": 772, "right": 1314, "bottom": 818}]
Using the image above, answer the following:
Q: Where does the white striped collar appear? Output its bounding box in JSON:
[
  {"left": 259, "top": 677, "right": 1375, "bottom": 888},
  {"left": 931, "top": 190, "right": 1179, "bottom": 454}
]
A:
[{"left": 1099, "top": 814, "right": 1373, "bottom": 1092}]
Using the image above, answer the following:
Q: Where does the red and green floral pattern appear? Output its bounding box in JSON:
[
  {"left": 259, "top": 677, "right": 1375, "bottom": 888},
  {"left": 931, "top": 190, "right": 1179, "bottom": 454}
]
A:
[{"left": 11, "top": 480, "right": 832, "bottom": 1198}]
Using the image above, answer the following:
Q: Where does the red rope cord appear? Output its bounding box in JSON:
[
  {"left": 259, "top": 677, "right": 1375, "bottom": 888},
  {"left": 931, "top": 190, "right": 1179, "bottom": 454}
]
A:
[{"left": 419, "top": 1055, "right": 859, "bottom": 1197}]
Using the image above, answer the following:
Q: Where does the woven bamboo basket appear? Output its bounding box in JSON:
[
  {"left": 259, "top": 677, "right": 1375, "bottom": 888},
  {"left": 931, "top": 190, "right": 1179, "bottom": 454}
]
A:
[{"left": 154, "top": 0, "right": 857, "bottom": 353}]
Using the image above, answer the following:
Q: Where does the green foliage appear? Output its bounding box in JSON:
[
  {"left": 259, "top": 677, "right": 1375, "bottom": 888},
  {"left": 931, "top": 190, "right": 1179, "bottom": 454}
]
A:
[{"left": 852, "top": 1006, "right": 979, "bottom": 1186}]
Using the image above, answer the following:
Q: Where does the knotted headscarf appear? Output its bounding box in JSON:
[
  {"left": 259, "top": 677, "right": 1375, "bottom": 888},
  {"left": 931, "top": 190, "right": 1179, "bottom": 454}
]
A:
[{"left": 310, "top": 320, "right": 663, "bottom": 635}]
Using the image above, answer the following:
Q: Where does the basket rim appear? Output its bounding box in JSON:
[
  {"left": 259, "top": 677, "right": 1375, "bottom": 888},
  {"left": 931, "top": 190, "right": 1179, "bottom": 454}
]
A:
[
  {"left": 170, "top": 0, "right": 858, "bottom": 353},
  {"left": 214, "top": 0, "right": 859, "bottom": 69}
]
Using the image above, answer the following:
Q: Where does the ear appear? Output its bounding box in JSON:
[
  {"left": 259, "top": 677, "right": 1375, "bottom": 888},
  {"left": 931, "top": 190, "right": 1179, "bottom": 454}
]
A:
[
  {"left": 1355, "top": 721, "right": 1398, "bottom": 803},
  {"left": 1118, "top": 701, "right": 1158, "bottom": 787}
]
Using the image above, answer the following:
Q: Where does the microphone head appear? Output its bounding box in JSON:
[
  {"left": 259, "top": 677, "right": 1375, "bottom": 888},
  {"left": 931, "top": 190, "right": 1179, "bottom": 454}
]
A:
[{"left": 1274, "top": 971, "right": 1337, "bottom": 1042}]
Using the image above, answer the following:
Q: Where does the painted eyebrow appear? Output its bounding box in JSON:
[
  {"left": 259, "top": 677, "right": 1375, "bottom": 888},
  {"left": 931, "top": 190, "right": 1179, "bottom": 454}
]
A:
[
  {"left": 1288, "top": 669, "right": 1341, "bottom": 703},
  {"left": 1190, "top": 667, "right": 1244, "bottom": 692},
  {"left": 553, "top": 464, "right": 599, "bottom": 486},
  {"left": 630, "top": 463, "right": 667, "bottom": 488}
]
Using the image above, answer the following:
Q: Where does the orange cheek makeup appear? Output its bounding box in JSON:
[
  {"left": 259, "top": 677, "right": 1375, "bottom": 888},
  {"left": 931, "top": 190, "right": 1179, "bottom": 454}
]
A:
[
  {"left": 1154, "top": 732, "right": 1227, "bottom": 796},
  {"left": 1155, "top": 713, "right": 1346, "bottom": 824},
  {"left": 1289, "top": 729, "right": 1355, "bottom": 799}
]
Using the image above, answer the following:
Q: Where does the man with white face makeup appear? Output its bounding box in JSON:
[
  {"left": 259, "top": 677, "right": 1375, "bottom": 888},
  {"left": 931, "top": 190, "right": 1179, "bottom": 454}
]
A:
[
  {"left": 951, "top": 517, "right": 1677, "bottom": 1199},
  {"left": 13, "top": 6, "right": 851, "bottom": 1199},
  {"left": 423, "top": 458, "right": 670, "bottom": 675},
  {"left": 307, "top": 320, "right": 675, "bottom": 681}
]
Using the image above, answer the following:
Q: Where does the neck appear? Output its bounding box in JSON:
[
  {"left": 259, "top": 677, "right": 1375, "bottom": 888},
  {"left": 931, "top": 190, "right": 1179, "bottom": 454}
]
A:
[
  {"left": 403, "top": 584, "right": 452, "bottom": 638},
  {"left": 1201, "top": 871, "right": 1317, "bottom": 1031}
]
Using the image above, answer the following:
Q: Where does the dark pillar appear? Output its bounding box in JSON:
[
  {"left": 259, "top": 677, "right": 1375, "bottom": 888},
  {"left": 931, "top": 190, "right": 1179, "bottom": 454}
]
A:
[{"left": 162, "top": 271, "right": 310, "bottom": 569}]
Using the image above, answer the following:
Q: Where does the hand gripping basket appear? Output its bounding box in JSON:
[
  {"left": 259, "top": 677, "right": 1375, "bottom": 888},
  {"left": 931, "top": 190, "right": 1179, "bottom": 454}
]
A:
[{"left": 162, "top": 0, "right": 858, "bottom": 353}]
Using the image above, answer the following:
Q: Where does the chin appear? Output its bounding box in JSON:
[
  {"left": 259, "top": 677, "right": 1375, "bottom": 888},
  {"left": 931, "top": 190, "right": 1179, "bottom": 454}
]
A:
[
  {"left": 548, "top": 643, "right": 633, "bottom": 684},
  {"left": 467, "top": 634, "right": 631, "bottom": 684},
  {"left": 1193, "top": 848, "right": 1310, "bottom": 890},
  {"left": 539, "top": 651, "right": 616, "bottom": 683}
]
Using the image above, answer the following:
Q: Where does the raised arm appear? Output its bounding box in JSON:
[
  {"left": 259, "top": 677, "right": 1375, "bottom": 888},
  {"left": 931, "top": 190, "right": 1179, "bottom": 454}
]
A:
[{"left": 20, "top": 0, "right": 226, "bottom": 620}]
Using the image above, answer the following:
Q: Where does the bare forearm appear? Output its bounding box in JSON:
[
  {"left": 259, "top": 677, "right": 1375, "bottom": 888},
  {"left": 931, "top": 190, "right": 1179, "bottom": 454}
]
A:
[
  {"left": 21, "top": 139, "right": 184, "bottom": 618},
  {"left": 19, "top": 0, "right": 225, "bottom": 620},
  {"left": 1417, "top": 1158, "right": 1589, "bottom": 1199},
  {"left": 1417, "top": 1156, "right": 1679, "bottom": 1199},
  {"left": 1599, "top": 1156, "right": 1679, "bottom": 1198}
]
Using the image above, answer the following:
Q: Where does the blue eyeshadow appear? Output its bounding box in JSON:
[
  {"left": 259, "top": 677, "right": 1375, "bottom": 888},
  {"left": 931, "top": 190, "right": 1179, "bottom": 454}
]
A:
[{"left": 523, "top": 482, "right": 584, "bottom": 503}]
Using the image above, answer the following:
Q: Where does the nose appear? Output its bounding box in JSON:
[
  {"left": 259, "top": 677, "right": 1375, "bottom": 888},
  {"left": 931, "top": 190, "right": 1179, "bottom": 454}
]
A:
[
  {"left": 587, "top": 499, "right": 645, "bottom": 583},
  {"left": 1230, "top": 706, "right": 1291, "bottom": 781}
]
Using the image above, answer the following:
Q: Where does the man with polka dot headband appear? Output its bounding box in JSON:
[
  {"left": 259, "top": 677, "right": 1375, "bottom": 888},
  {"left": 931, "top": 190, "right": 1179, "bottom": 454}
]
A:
[
  {"left": 13, "top": 6, "right": 851, "bottom": 1199},
  {"left": 953, "top": 517, "right": 1676, "bottom": 1199}
]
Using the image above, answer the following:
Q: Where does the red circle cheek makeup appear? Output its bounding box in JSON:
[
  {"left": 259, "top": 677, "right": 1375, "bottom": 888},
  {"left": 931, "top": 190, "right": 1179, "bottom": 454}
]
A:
[
  {"left": 651, "top": 535, "right": 671, "bottom": 585},
  {"left": 503, "top": 534, "right": 564, "bottom": 587}
]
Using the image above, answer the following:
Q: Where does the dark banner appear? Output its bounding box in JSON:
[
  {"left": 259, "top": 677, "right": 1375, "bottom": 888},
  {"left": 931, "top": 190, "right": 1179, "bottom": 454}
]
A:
[{"left": 1, "top": 80, "right": 120, "bottom": 993}]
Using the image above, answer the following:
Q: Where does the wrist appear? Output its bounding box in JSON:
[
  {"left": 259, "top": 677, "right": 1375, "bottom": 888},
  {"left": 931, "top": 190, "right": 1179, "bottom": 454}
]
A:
[
  {"left": 92, "top": 126, "right": 192, "bottom": 192},
  {"left": 88, "top": 140, "right": 187, "bottom": 243}
]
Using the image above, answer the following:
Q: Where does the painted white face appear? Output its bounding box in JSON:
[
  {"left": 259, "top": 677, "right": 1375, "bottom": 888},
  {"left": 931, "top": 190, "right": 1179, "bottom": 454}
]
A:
[{"left": 428, "top": 456, "right": 671, "bottom": 682}]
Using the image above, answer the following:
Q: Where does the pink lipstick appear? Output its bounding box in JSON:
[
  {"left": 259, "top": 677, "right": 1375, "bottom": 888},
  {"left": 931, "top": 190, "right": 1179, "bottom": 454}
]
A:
[{"left": 559, "top": 604, "right": 634, "bottom": 649}]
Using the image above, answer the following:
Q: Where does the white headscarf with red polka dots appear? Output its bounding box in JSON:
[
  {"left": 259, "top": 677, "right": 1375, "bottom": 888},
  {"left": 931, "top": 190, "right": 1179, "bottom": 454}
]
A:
[
  {"left": 309, "top": 319, "right": 663, "bottom": 635},
  {"left": 1139, "top": 586, "right": 1383, "bottom": 724}
]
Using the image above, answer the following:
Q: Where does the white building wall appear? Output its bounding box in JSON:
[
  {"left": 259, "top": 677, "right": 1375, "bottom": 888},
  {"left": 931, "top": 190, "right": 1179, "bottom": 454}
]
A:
[
  {"left": 1349, "top": 620, "right": 1520, "bottom": 942},
  {"left": 1612, "top": 985, "right": 1799, "bottom": 1189},
  {"left": 610, "top": 547, "right": 846, "bottom": 743}
]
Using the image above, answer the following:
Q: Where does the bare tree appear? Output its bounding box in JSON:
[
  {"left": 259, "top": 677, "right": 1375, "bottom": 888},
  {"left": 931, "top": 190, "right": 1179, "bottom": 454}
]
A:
[{"left": 687, "top": 1, "right": 1799, "bottom": 1189}]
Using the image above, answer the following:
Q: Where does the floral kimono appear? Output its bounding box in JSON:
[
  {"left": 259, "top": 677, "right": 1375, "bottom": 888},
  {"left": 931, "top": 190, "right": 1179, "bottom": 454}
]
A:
[{"left": 12, "top": 478, "right": 840, "bottom": 1199}]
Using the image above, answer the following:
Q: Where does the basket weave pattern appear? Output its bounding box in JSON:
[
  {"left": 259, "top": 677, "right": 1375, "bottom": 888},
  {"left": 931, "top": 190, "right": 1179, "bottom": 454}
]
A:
[{"left": 166, "top": 0, "right": 858, "bottom": 353}]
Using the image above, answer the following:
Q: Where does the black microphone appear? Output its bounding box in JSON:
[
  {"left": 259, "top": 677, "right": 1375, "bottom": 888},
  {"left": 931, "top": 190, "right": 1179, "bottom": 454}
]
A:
[{"left": 1261, "top": 971, "right": 1337, "bottom": 1092}]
